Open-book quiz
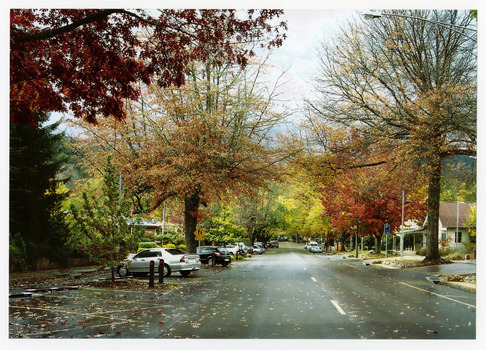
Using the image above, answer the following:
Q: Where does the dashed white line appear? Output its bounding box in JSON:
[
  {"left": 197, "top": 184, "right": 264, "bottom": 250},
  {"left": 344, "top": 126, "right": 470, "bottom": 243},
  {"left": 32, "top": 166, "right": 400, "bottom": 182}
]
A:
[
  {"left": 331, "top": 300, "right": 346, "bottom": 315},
  {"left": 311, "top": 277, "right": 317, "bottom": 283}
]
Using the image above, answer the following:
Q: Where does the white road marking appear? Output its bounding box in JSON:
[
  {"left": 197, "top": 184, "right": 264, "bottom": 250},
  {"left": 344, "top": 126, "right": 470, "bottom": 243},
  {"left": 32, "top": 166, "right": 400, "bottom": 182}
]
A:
[
  {"left": 331, "top": 300, "right": 346, "bottom": 315},
  {"left": 311, "top": 277, "right": 317, "bottom": 282},
  {"left": 399, "top": 282, "right": 476, "bottom": 308}
]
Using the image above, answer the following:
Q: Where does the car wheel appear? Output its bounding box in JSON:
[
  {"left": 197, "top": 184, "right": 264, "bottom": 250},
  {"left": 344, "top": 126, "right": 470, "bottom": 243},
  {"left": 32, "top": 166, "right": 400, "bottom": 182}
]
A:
[
  {"left": 229, "top": 252, "right": 234, "bottom": 256},
  {"left": 180, "top": 270, "right": 191, "bottom": 277},
  {"left": 163, "top": 263, "right": 171, "bottom": 277},
  {"left": 117, "top": 265, "right": 129, "bottom": 277},
  {"left": 222, "top": 262, "right": 229, "bottom": 267}
]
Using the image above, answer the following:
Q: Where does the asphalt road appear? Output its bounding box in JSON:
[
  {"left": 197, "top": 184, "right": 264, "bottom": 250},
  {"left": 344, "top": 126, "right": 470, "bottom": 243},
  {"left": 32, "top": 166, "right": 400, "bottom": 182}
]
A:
[{"left": 9, "top": 243, "right": 476, "bottom": 339}]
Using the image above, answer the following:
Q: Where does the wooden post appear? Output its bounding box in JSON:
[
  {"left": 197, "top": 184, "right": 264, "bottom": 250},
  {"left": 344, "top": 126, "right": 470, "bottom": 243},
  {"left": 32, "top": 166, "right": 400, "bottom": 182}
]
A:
[{"left": 149, "top": 260, "right": 155, "bottom": 288}]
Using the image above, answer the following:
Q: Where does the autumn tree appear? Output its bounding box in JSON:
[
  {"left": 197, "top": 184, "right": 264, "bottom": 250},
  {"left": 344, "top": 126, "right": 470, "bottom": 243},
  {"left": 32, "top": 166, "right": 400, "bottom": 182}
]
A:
[
  {"left": 10, "top": 9, "right": 287, "bottom": 126},
  {"left": 308, "top": 10, "right": 476, "bottom": 261},
  {"left": 67, "top": 56, "right": 295, "bottom": 253},
  {"left": 233, "top": 181, "right": 290, "bottom": 245},
  {"left": 320, "top": 161, "right": 427, "bottom": 254},
  {"left": 67, "top": 155, "right": 144, "bottom": 280}
]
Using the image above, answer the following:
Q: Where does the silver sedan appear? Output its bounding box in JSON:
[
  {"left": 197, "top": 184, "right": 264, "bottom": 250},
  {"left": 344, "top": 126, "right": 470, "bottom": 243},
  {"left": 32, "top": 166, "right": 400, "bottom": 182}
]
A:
[{"left": 118, "top": 248, "right": 201, "bottom": 277}]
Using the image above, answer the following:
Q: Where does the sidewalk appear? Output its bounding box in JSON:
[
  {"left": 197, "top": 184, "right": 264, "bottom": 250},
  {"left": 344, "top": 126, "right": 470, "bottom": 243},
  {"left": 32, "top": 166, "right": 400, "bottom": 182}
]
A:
[
  {"left": 360, "top": 252, "right": 477, "bottom": 294},
  {"left": 9, "top": 265, "right": 103, "bottom": 281}
]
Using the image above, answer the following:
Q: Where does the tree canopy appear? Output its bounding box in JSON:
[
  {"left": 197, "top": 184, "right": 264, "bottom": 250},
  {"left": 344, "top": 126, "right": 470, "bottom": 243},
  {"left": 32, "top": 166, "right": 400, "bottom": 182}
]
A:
[
  {"left": 307, "top": 10, "right": 476, "bottom": 260},
  {"left": 10, "top": 9, "right": 287, "bottom": 125}
]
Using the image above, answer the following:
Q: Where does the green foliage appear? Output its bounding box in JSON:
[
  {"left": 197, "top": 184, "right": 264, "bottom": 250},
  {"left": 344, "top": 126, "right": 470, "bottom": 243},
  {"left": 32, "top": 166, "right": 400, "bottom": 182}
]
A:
[
  {"left": 9, "top": 233, "right": 27, "bottom": 272},
  {"left": 201, "top": 203, "right": 246, "bottom": 244},
  {"left": 67, "top": 155, "right": 144, "bottom": 275},
  {"left": 9, "top": 112, "right": 71, "bottom": 267},
  {"left": 465, "top": 206, "right": 476, "bottom": 238},
  {"left": 138, "top": 242, "right": 160, "bottom": 251}
]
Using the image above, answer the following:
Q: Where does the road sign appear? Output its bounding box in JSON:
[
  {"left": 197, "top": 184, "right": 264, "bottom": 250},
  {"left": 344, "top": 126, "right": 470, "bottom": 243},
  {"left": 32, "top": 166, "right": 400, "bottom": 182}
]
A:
[
  {"left": 384, "top": 223, "right": 390, "bottom": 235},
  {"left": 194, "top": 228, "right": 206, "bottom": 241}
]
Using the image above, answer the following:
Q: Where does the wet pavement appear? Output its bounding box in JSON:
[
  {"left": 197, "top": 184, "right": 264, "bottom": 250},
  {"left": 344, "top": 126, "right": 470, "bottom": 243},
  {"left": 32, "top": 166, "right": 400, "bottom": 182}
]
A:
[{"left": 8, "top": 246, "right": 477, "bottom": 339}]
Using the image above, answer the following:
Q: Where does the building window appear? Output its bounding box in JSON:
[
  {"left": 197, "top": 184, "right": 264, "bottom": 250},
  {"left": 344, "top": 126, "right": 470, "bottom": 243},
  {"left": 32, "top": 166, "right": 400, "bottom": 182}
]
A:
[{"left": 455, "top": 231, "right": 462, "bottom": 243}]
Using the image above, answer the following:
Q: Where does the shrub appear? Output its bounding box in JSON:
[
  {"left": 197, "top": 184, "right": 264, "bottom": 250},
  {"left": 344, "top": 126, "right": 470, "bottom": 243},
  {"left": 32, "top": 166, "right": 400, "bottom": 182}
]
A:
[
  {"left": 137, "top": 242, "right": 160, "bottom": 252},
  {"left": 416, "top": 247, "right": 427, "bottom": 256},
  {"left": 446, "top": 251, "right": 465, "bottom": 260},
  {"left": 163, "top": 243, "right": 176, "bottom": 248},
  {"left": 178, "top": 244, "right": 186, "bottom": 251},
  {"left": 9, "top": 233, "right": 27, "bottom": 272}
]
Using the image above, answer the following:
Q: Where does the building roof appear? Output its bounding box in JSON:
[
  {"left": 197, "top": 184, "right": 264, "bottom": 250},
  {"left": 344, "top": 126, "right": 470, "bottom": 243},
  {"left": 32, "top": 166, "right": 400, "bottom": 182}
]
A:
[{"left": 439, "top": 202, "right": 476, "bottom": 228}]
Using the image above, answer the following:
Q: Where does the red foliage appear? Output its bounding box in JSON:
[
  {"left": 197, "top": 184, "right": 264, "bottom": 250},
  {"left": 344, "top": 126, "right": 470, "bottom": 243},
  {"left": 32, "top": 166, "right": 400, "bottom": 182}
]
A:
[
  {"left": 10, "top": 9, "right": 286, "bottom": 125},
  {"left": 320, "top": 164, "right": 427, "bottom": 239}
]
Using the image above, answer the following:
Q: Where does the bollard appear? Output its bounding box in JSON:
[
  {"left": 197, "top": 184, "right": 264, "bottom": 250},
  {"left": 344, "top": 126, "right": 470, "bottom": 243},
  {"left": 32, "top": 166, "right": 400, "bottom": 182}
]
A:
[
  {"left": 159, "top": 259, "right": 164, "bottom": 284},
  {"left": 149, "top": 260, "right": 155, "bottom": 288},
  {"left": 212, "top": 253, "right": 216, "bottom": 267}
]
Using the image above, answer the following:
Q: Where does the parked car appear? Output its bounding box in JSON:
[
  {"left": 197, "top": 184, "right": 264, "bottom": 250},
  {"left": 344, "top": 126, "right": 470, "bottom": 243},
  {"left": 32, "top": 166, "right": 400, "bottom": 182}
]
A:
[
  {"left": 308, "top": 245, "right": 323, "bottom": 253},
  {"left": 268, "top": 240, "right": 279, "bottom": 248},
  {"left": 225, "top": 244, "right": 240, "bottom": 256},
  {"left": 252, "top": 245, "right": 266, "bottom": 254},
  {"left": 117, "top": 248, "right": 201, "bottom": 277},
  {"left": 237, "top": 242, "right": 249, "bottom": 254},
  {"left": 305, "top": 241, "right": 319, "bottom": 250},
  {"left": 196, "top": 246, "right": 231, "bottom": 266}
]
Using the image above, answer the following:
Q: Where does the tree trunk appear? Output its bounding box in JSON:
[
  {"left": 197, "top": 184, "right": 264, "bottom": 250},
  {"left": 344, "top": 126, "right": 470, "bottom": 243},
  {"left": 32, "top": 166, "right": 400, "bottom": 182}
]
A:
[
  {"left": 374, "top": 234, "right": 382, "bottom": 254},
  {"left": 425, "top": 154, "right": 442, "bottom": 261},
  {"left": 184, "top": 190, "right": 200, "bottom": 253}
]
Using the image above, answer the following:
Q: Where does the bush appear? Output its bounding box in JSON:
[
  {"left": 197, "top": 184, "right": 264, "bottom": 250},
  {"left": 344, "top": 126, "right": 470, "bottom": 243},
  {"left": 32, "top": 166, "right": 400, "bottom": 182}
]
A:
[
  {"left": 163, "top": 243, "right": 176, "bottom": 248},
  {"left": 178, "top": 244, "right": 186, "bottom": 251},
  {"left": 416, "top": 247, "right": 427, "bottom": 256},
  {"left": 446, "top": 251, "right": 465, "bottom": 260},
  {"left": 137, "top": 242, "right": 160, "bottom": 252},
  {"left": 9, "top": 233, "right": 27, "bottom": 272}
]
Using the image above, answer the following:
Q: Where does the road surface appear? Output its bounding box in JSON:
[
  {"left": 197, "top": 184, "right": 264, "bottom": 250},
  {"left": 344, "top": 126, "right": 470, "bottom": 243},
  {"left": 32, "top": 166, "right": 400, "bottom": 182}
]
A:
[{"left": 9, "top": 243, "right": 476, "bottom": 339}]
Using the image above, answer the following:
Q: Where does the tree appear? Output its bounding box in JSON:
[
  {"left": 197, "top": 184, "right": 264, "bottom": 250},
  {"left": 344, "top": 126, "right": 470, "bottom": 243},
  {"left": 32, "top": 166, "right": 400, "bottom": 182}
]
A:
[
  {"left": 320, "top": 162, "right": 427, "bottom": 254},
  {"left": 308, "top": 10, "right": 476, "bottom": 261},
  {"left": 233, "top": 182, "right": 289, "bottom": 245},
  {"left": 10, "top": 9, "right": 287, "bottom": 126},
  {"left": 67, "top": 57, "right": 295, "bottom": 252},
  {"left": 9, "top": 112, "right": 70, "bottom": 268},
  {"left": 68, "top": 155, "right": 143, "bottom": 280}
]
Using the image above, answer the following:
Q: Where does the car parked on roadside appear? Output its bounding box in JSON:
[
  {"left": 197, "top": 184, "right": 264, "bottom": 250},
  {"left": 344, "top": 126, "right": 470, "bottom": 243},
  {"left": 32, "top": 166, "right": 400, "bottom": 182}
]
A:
[
  {"left": 305, "top": 241, "right": 319, "bottom": 250},
  {"left": 117, "top": 248, "right": 201, "bottom": 277},
  {"left": 252, "top": 245, "right": 266, "bottom": 254},
  {"left": 237, "top": 242, "right": 249, "bottom": 254},
  {"left": 196, "top": 246, "right": 231, "bottom": 266},
  {"left": 225, "top": 244, "right": 240, "bottom": 256},
  {"left": 308, "top": 245, "right": 323, "bottom": 253},
  {"left": 268, "top": 240, "right": 279, "bottom": 248}
]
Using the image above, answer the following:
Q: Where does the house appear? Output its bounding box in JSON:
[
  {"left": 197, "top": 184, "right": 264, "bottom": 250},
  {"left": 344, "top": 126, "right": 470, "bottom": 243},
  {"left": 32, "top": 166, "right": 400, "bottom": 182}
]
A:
[{"left": 421, "top": 202, "right": 476, "bottom": 250}]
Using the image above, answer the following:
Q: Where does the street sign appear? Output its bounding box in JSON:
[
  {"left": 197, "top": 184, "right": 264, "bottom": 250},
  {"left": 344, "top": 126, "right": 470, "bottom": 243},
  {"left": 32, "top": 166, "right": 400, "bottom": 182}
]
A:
[
  {"left": 194, "top": 228, "right": 206, "bottom": 241},
  {"left": 384, "top": 223, "right": 390, "bottom": 235}
]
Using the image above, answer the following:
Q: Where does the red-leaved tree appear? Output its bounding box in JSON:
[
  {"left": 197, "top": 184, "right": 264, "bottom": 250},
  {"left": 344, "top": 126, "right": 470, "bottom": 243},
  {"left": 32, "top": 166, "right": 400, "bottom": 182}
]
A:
[{"left": 10, "top": 9, "right": 287, "bottom": 125}]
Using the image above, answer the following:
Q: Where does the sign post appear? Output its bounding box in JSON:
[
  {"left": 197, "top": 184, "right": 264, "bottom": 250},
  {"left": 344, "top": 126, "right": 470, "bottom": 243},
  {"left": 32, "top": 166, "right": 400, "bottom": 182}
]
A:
[{"left": 384, "top": 223, "right": 390, "bottom": 259}]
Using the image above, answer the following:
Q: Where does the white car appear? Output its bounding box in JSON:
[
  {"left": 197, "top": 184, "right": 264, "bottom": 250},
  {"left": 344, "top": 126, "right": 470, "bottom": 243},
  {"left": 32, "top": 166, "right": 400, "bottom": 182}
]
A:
[
  {"left": 308, "top": 245, "right": 323, "bottom": 253},
  {"left": 224, "top": 244, "right": 240, "bottom": 256},
  {"left": 118, "top": 248, "right": 201, "bottom": 277},
  {"left": 305, "top": 241, "right": 319, "bottom": 250}
]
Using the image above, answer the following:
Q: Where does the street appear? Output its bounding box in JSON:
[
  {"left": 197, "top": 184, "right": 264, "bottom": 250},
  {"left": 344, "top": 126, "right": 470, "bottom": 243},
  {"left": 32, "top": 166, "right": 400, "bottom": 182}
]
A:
[{"left": 9, "top": 243, "right": 476, "bottom": 339}]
